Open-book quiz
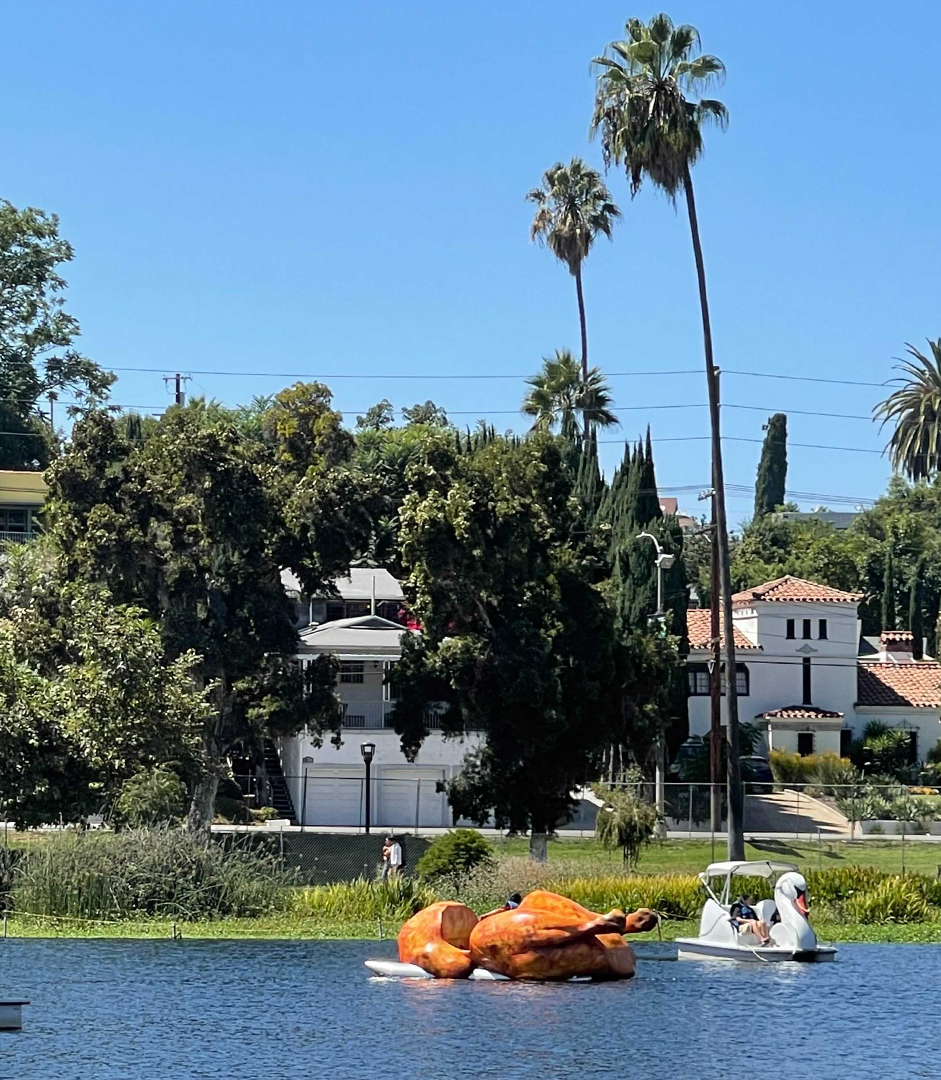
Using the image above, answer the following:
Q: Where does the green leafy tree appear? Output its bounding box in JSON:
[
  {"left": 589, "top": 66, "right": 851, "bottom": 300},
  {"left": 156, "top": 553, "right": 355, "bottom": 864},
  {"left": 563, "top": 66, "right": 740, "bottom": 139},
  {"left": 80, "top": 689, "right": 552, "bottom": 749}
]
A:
[
  {"left": 415, "top": 829, "right": 494, "bottom": 882},
  {"left": 402, "top": 401, "right": 449, "bottom": 427},
  {"left": 874, "top": 340, "right": 941, "bottom": 480},
  {"left": 593, "top": 782, "right": 660, "bottom": 867},
  {"left": 390, "top": 432, "right": 620, "bottom": 833},
  {"left": 521, "top": 349, "right": 618, "bottom": 441},
  {"left": 592, "top": 12, "right": 744, "bottom": 858},
  {"left": 754, "top": 413, "right": 788, "bottom": 517},
  {"left": 0, "top": 200, "right": 113, "bottom": 468},
  {"left": 0, "top": 543, "right": 212, "bottom": 826},
  {"left": 44, "top": 409, "right": 359, "bottom": 828},
  {"left": 527, "top": 158, "right": 621, "bottom": 378},
  {"left": 356, "top": 400, "right": 395, "bottom": 431}
]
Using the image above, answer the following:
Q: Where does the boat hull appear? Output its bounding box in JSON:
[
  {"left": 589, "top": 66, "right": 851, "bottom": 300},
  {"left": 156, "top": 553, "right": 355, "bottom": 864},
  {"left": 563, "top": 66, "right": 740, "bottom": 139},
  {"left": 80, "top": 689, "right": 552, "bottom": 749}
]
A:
[{"left": 675, "top": 938, "right": 837, "bottom": 963}]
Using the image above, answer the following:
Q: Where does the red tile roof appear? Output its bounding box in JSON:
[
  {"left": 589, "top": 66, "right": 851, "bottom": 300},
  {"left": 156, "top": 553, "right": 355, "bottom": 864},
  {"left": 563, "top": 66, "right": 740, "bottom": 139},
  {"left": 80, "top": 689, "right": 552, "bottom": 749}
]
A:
[
  {"left": 857, "top": 662, "right": 941, "bottom": 708},
  {"left": 687, "top": 609, "right": 761, "bottom": 650},
  {"left": 881, "top": 631, "right": 914, "bottom": 643},
  {"left": 758, "top": 706, "right": 844, "bottom": 720},
  {"left": 732, "top": 575, "right": 863, "bottom": 605}
]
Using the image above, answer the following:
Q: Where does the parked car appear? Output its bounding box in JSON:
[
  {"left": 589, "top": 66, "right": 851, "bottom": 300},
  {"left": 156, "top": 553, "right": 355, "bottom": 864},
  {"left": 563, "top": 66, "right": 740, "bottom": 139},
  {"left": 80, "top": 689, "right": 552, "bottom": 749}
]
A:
[{"left": 741, "top": 755, "right": 774, "bottom": 795}]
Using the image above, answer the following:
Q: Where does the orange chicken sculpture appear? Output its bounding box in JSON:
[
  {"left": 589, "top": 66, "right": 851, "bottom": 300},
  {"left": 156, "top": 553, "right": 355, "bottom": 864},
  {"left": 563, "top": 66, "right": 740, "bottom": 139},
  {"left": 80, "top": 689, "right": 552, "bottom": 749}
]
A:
[{"left": 397, "top": 890, "right": 658, "bottom": 980}]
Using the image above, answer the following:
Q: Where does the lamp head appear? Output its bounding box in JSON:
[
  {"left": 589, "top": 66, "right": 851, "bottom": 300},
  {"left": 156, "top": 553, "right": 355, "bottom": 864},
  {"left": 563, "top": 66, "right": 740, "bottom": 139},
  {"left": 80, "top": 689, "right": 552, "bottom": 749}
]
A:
[
  {"left": 657, "top": 553, "right": 675, "bottom": 570},
  {"left": 360, "top": 741, "right": 376, "bottom": 763}
]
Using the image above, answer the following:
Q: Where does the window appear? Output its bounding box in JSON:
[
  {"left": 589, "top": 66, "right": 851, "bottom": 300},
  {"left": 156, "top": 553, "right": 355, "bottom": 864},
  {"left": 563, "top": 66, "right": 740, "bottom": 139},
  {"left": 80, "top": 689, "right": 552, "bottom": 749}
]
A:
[
  {"left": 344, "top": 713, "right": 366, "bottom": 728},
  {"left": 686, "top": 664, "right": 748, "bottom": 696},
  {"left": 786, "top": 619, "right": 795, "bottom": 639},
  {"left": 802, "top": 618, "right": 812, "bottom": 640},
  {"left": 840, "top": 728, "right": 853, "bottom": 758},
  {"left": 687, "top": 666, "right": 710, "bottom": 696},
  {"left": 802, "top": 657, "right": 812, "bottom": 705},
  {"left": 905, "top": 730, "right": 918, "bottom": 765},
  {"left": 797, "top": 732, "right": 815, "bottom": 757},
  {"left": 818, "top": 619, "right": 828, "bottom": 640},
  {"left": 0, "top": 508, "right": 29, "bottom": 534},
  {"left": 339, "top": 661, "right": 364, "bottom": 684},
  {"left": 721, "top": 665, "right": 750, "bottom": 697},
  {"left": 325, "top": 601, "right": 345, "bottom": 623},
  {"left": 346, "top": 601, "right": 371, "bottom": 618}
]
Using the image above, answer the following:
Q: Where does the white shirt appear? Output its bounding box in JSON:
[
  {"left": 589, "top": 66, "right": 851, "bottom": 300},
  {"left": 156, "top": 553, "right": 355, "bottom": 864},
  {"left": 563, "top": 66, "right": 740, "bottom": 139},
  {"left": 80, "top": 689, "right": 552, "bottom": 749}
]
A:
[{"left": 389, "top": 841, "right": 403, "bottom": 867}]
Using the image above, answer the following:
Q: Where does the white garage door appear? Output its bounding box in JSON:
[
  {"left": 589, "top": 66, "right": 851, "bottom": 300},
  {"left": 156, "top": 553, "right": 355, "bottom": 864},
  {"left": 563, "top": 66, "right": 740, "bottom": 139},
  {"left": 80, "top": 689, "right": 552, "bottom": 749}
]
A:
[
  {"left": 302, "top": 769, "right": 363, "bottom": 827},
  {"left": 378, "top": 768, "right": 448, "bottom": 828}
]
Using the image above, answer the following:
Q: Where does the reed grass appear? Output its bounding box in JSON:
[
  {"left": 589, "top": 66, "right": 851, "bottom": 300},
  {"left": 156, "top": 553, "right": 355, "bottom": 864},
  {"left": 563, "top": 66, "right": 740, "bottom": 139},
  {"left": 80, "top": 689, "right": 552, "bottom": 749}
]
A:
[{"left": 12, "top": 828, "right": 288, "bottom": 920}]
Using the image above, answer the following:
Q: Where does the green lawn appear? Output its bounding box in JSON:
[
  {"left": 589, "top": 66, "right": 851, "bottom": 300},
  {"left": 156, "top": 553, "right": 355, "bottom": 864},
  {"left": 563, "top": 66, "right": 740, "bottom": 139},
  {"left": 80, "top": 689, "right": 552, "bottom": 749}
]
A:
[{"left": 497, "top": 836, "right": 941, "bottom": 877}]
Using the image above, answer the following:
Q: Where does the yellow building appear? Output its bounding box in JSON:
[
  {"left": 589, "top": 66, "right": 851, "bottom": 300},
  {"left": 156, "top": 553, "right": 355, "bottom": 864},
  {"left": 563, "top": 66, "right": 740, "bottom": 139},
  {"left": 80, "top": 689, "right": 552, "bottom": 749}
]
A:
[{"left": 0, "top": 470, "right": 48, "bottom": 541}]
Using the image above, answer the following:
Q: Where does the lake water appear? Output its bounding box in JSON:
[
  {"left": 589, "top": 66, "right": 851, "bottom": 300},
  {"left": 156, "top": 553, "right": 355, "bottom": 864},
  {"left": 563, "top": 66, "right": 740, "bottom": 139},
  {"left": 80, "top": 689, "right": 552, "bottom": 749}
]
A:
[{"left": 0, "top": 938, "right": 937, "bottom": 1079}]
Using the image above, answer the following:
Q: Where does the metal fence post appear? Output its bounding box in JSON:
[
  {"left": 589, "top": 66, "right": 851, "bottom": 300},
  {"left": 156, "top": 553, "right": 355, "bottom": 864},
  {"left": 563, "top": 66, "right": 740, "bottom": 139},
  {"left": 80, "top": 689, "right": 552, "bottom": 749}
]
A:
[
  {"left": 796, "top": 788, "right": 800, "bottom": 840},
  {"left": 414, "top": 779, "right": 421, "bottom": 836},
  {"left": 688, "top": 784, "right": 693, "bottom": 839}
]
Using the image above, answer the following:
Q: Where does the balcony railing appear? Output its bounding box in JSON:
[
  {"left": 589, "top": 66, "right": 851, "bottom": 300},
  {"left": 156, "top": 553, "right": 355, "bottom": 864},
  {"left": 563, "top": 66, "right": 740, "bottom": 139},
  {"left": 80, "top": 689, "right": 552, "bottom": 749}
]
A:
[
  {"left": 0, "top": 530, "right": 36, "bottom": 544},
  {"left": 340, "top": 701, "right": 448, "bottom": 731}
]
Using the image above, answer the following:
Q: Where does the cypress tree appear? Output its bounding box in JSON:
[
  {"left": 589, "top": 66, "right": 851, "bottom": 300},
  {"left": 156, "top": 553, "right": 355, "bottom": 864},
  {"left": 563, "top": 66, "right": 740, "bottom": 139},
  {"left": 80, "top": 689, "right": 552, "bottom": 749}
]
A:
[
  {"left": 909, "top": 560, "right": 924, "bottom": 660},
  {"left": 574, "top": 427, "right": 602, "bottom": 520},
  {"left": 883, "top": 546, "right": 896, "bottom": 631},
  {"left": 754, "top": 413, "right": 787, "bottom": 518}
]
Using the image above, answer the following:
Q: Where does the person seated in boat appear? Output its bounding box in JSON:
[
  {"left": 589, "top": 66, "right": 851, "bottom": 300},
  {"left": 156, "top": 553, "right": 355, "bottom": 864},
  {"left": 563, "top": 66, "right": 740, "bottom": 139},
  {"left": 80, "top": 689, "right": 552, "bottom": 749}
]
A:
[
  {"left": 729, "top": 894, "right": 771, "bottom": 945},
  {"left": 479, "top": 893, "right": 523, "bottom": 920}
]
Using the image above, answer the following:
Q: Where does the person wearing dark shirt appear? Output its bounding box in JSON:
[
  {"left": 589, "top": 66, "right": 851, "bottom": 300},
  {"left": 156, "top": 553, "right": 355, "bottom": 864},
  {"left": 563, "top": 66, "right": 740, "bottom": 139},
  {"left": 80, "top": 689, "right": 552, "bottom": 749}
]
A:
[{"left": 730, "top": 895, "right": 771, "bottom": 945}]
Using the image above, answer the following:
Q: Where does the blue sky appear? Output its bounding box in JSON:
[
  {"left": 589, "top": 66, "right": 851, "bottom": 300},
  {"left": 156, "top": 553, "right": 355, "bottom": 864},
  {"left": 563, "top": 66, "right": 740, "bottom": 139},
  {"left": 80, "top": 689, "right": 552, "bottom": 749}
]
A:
[{"left": 3, "top": 0, "right": 939, "bottom": 523}]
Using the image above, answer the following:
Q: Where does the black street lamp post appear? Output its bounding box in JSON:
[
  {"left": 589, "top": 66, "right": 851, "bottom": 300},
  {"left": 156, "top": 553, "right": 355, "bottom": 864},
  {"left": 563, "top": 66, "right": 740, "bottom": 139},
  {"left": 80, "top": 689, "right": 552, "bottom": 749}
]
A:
[{"left": 360, "top": 742, "right": 376, "bottom": 834}]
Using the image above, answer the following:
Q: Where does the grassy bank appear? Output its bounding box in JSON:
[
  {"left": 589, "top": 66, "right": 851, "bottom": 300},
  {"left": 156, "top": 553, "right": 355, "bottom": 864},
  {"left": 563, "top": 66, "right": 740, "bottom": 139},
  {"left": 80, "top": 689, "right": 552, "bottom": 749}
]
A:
[
  {"left": 497, "top": 836, "right": 941, "bottom": 877},
  {"left": 7, "top": 912, "right": 941, "bottom": 944}
]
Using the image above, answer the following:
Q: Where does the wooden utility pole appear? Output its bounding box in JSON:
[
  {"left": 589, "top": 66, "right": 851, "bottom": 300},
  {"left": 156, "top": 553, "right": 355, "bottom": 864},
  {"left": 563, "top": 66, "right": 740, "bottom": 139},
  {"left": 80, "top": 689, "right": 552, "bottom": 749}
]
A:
[
  {"left": 709, "top": 496, "right": 722, "bottom": 834},
  {"left": 163, "top": 373, "right": 190, "bottom": 407}
]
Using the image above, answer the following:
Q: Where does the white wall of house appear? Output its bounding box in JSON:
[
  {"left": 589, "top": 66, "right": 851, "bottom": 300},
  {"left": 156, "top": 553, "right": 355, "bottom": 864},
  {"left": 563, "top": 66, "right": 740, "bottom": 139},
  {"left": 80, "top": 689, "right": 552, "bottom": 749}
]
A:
[
  {"left": 280, "top": 729, "right": 483, "bottom": 828},
  {"left": 687, "top": 594, "right": 939, "bottom": 761}
]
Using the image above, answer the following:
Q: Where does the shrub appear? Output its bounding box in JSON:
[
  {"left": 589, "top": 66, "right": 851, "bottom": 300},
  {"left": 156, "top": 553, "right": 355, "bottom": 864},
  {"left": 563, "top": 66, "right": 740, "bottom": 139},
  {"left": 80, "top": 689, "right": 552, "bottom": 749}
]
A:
[
  {"left": 114, "top": 767, "right": 186, "bottom": 827},
  {"left": 593, "top": 785, "right": 660, "bottom": 868},
  {"left": 768, "top": 750, "right": 812, "bottom": 786},
  {"left": 416, "top": 829, "right": 494, "bottom": 882},
  {"left": 12, "top": 828, "right": 288, "bottom": 920},
  {"left": 213, "top": 776, "right": 250, "bottom": 824},
  {"left": 250, "top": 806, "right": 279, "bottom": 822},
  {"left": 844, "top": 878, "right": 933, "bottom": 924},
  {"left": 293, "top": 876, "right": 438, "bottom": 922}
]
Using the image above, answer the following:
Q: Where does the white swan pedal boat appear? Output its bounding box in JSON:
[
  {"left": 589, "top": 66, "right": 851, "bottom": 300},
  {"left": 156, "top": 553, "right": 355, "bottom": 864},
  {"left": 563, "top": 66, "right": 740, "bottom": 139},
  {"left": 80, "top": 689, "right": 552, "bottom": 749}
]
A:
[{"left": 676, "top": 860, "right": 836, "bottom": 963}]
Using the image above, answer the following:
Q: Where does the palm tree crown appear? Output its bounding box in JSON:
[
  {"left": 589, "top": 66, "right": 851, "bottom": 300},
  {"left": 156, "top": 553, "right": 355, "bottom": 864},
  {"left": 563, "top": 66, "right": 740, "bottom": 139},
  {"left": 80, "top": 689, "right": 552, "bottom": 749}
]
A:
[
  {"left": 590, "top": 13, "right": 727, "bottom": 197},
  {"left": 522, "top": 349, "right": 619, "bottom": 441},
  {"left": 526, "top": 158, "right": 620, "bottom": 275},
  {"left": 527, "top": 158, "right": 620, "bottom": 379},
  {"left": 875, "top": 339, "right": 941, "bottom": 481}
]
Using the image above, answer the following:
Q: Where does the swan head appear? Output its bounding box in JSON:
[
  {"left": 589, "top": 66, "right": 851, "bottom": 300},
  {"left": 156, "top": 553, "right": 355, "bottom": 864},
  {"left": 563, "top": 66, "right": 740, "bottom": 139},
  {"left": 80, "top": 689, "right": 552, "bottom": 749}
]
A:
[{"left": 775, "top": 871, "right": 810, "bottom": 917}]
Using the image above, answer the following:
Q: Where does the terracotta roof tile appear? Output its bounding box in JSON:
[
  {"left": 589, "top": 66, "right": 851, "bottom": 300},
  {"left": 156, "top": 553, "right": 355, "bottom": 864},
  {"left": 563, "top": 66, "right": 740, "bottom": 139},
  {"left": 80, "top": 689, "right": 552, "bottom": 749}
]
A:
[
  {"left": 758, "top": 705, "right": 844, "bottom": 720},
  {"left": 687, "top": 609, "right": 761, "bottom": 650},
  {"left": 857, "top": 663, "right": 941, "bottom": 709},
  {"left": 732, "top": 575, "right": 863, "bottom": 605}
]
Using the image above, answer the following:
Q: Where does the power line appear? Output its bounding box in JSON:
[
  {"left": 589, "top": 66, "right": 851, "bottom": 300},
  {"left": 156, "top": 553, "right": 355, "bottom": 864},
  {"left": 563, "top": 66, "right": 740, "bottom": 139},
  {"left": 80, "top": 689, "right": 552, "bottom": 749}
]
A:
[{"left": 99, "top": 363, "right": 894, "bottom": 388}]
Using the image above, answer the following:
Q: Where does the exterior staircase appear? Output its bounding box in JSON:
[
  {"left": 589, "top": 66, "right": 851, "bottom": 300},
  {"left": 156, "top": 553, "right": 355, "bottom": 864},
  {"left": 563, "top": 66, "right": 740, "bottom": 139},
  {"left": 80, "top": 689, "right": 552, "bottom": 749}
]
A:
[{"left": 263, "top": 739, "right": 298, "bottom": 824}]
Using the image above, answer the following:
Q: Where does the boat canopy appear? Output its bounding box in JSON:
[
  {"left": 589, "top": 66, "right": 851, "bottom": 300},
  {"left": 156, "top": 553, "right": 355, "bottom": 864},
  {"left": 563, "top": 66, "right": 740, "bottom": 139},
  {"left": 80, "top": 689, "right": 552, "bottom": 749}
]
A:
[{"left": 703, "top": 861, "right": 798, "bottom": 880}]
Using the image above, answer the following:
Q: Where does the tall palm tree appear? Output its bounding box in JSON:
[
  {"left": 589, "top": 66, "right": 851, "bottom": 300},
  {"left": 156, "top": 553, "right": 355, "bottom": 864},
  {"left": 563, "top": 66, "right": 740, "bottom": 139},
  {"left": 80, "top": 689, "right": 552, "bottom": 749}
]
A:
[
  {"left": 875, "top": 340, "right": 941, "bottom": 480},
  {"left": 522, "top": 349, "right": 619, "bottom": 440},
  {"left": 527, "top": 159, "right": 621, "bottom": 379},
  {"left": 590, "top": 13, "right": 745, "bottom": 859}
]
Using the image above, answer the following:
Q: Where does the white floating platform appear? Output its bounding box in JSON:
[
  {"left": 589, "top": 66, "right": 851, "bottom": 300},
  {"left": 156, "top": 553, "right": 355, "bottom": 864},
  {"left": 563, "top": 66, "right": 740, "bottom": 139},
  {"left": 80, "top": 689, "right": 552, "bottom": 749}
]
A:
[
  {"left": 365, "top": 960, "right": 508, "bottom": 980},
  {"left": 0, "top": 1001, "right": 29, "bottom": 1031}
]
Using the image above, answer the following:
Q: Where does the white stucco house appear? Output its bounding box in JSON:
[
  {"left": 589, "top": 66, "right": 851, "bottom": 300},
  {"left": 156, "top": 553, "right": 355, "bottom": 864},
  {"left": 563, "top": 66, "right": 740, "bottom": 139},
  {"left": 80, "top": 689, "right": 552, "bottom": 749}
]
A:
[
  {"left": 276, "top": 568, "right": 482, "bottom": 828},
  {"left": 687, "top": 575, "right": 941, "bottom": 762}
]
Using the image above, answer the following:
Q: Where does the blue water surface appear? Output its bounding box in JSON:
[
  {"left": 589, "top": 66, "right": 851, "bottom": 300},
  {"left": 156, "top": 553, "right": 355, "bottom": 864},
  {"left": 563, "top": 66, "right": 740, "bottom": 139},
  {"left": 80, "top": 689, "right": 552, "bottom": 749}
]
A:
[{"left": 0, "top": 938, "right": 937, "bottom": 1080}]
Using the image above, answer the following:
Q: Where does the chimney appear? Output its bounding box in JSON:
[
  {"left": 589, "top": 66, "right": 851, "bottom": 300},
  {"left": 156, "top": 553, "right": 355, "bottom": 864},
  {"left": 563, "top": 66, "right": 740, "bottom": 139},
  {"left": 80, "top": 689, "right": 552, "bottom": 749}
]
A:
[{"left": 879, "top": 630, "right": 915, "bottom": 663}]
